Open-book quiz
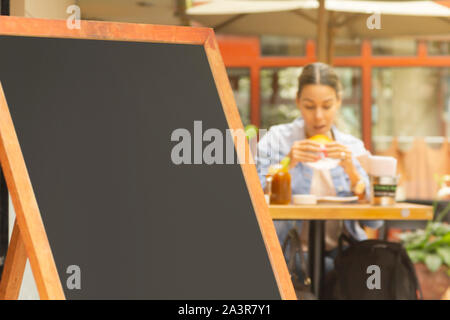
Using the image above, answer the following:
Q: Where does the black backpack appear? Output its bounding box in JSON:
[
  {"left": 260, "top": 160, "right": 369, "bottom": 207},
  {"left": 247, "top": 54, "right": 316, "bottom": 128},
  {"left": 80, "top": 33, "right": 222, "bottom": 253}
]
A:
[{"left": 321, "top": 234, "right": 423, "bottom": 300}]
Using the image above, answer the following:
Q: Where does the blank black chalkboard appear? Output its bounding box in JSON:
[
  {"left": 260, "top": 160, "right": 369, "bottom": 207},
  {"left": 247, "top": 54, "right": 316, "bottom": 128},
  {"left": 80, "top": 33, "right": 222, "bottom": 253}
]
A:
[{"left": 0, "top": 33, "right": 281, "bottom": 299}]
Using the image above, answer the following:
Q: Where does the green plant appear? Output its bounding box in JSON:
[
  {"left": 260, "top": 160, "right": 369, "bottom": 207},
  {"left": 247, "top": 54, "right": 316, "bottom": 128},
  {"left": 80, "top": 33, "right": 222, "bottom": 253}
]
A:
[{"left": 399, "top": 202, "right": 450, "bottom": 275}]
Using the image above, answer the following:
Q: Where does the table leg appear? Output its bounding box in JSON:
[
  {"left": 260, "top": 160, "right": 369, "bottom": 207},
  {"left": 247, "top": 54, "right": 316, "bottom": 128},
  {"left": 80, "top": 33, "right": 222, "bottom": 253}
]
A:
[{"left": 308, "top": 220, "right": 325, "bottom": 299}]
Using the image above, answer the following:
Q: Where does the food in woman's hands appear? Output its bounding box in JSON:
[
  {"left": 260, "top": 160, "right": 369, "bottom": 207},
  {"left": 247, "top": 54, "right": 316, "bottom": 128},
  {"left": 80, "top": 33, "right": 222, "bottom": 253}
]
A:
[
  {"left": 308, "top": 134, "right": 332, "bottom": 145},
  {"left": 304, "top": 134, "right": 341, "bottom": 170},
  {"left": 309, "top": 134, "right": 332, "bottom": 160}
]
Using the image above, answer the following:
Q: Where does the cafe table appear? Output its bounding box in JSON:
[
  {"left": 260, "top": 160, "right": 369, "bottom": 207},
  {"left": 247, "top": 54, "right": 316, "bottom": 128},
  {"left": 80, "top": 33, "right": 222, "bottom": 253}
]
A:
[{"left": 269, "top": 202, "right": 434, "bottom": 298}]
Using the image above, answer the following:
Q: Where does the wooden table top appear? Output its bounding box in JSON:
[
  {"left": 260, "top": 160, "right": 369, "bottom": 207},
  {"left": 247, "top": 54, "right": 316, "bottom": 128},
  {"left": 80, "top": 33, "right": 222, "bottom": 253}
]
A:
[{"left": 269, "top": 202, "right": 433, "bottom": 220}]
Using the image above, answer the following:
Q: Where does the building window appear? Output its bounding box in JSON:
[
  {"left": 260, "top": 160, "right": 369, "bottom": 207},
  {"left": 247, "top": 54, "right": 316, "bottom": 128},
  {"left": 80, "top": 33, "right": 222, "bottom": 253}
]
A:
[
  {"left": 334, "top": 67, "right": 362, "bottom": 139},
  {"left": 227, "top": 68, "right": 251, "bottom": 126},
  {"left": 260, "top": 35, "right": 306, "bottom": 56},
  {"left": 260, "top": 67, "right": 302, "bottom": 129},
  {"left": 372, "top": 38, "right": 417, "bottom": 56},
  {"left": 372, "top": 67, "right": 450, "bottom": 200},
  {"left": 428, "top": 40, "right": 450, "bottom": 56},
  {"left": 334, "top": 38, "right": 361, "bottom": 57}
]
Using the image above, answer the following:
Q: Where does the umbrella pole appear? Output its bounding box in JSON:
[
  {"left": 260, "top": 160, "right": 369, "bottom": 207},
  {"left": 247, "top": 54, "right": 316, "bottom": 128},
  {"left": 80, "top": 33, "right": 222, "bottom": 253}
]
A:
[
  {"left": 317, "top": 0, "right": 327, "bottom": 63},
  {"left": 327, "top": 12, "right": 335, "bottom": 65}
]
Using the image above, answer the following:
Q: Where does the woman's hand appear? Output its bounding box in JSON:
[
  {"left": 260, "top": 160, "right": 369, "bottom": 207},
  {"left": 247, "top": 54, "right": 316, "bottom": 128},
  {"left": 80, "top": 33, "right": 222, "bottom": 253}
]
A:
[
  {"left": 288, "top": 140, "right": 321, "bottom": 169},
  {"left": 323, "top": 142, "right": 354, "bottom": 172},
  {"left": 325, "top": 142, "right": 365, "bottom": 196}
]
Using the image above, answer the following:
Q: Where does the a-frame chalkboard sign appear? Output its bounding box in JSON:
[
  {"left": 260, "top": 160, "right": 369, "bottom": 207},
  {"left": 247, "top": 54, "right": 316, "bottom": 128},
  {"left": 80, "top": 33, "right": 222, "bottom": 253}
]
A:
[{"left": 0, "top": 16, "right": 295, "bottom": 300}]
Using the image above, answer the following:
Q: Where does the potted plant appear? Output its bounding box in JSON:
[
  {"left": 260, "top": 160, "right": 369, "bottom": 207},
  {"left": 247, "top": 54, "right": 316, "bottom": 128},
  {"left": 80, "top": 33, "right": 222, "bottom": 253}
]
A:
[{"left": 398, "top": 202, "right": 450, "bottom": 299}]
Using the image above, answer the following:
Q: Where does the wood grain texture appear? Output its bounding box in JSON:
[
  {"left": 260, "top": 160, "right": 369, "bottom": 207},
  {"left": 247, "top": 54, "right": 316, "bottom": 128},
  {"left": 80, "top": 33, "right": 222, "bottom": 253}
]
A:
[
  {"left": 0, "top": 83, "right": 65, "bottom": 300},
  {"left": 0, "top": 15, "right": 210, "bottom": 44},
  {"left": 0, "top": 221, "right": 27, "bottom": 300},
  {"left": 270, "top": 203, "right": 433, "bottom": 220},
  {"left": 204, "top": 32, "right": 297, "bottom": 300}
]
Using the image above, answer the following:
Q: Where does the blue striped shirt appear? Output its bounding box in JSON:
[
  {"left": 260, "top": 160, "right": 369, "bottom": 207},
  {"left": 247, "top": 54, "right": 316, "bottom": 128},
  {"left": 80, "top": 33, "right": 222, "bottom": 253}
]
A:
[{"left": 256, "top": 117, "right": 383, "bottom": 242}]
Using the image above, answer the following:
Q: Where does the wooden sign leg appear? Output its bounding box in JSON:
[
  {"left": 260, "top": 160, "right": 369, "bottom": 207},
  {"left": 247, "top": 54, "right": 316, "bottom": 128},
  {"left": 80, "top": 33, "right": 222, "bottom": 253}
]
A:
[
  {"left": 204, "top": 32, "right": 297, "bottom": 300},
  {"left": 0, "top": 220, "right": 27, "bottom": 299},
  {"left": 0, "top": 83, "right": 64, "bottom": 299}
]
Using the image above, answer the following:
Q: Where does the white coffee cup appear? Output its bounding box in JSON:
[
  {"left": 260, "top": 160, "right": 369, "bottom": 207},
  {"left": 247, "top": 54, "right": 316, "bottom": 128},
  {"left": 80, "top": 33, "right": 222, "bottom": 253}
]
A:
[{"left": 292, "top": 194, "right": 317, "bottom": 205}]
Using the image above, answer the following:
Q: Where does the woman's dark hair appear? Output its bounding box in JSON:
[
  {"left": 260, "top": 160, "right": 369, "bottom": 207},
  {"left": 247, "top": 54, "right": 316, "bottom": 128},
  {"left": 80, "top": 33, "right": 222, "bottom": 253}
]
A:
[{"left": 297, "top": 62, "right": 342, "bottom": 99}]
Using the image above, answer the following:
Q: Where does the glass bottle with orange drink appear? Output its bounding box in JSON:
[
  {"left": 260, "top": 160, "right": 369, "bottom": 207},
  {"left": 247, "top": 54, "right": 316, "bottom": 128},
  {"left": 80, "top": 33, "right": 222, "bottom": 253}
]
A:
[{"left": 266, "top": 157, "right": 292, "bottom": 205}]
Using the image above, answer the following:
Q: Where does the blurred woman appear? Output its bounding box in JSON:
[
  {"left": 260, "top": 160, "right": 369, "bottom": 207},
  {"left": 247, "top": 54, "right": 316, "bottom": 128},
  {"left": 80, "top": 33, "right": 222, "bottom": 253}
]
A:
[{"left": 256, "top": 62, "right": 383, "bottom": 273}]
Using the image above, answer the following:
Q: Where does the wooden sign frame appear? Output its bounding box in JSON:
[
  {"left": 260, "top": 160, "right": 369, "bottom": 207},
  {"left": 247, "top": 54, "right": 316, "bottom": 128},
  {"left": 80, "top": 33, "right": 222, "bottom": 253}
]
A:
[{"left": 0, "top": 16, "right": 296, "bottom": 300}]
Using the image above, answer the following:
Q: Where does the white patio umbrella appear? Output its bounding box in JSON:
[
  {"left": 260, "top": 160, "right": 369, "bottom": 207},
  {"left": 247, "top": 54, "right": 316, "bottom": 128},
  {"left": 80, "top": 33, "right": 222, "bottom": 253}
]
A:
[
  {"left": 78, "top": 0, "right": 190, "bottom": 25},
  {"left": 187, "top": 0, "right": 450, "bottom": 62}
]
